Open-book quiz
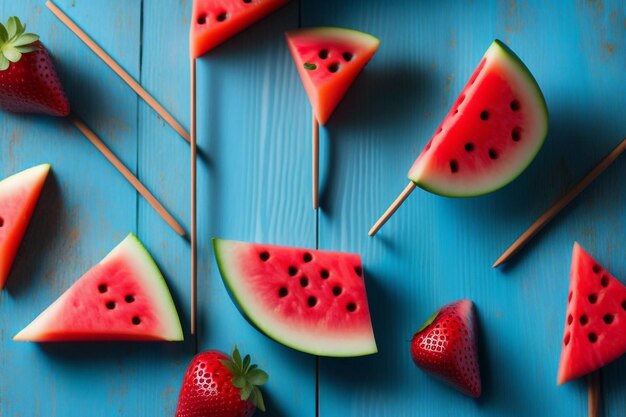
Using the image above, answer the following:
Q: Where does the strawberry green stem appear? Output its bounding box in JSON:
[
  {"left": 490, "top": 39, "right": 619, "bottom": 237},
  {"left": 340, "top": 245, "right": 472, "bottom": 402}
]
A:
[{"left": 0, "top": 16, "right": 39, "bottom": 71}]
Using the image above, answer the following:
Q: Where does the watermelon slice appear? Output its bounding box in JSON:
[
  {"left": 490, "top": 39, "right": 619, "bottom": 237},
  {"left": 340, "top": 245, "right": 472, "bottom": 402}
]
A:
[
  {"left": 190, "top": 0, "right": 289, "bottom": 58},
  {"left": 285, "top": 27, "right": 380, "bottom": 125},
  {"left": 14, "top": 234, "right": 183, "bottom": 342},
  {"left": 557, "top": 243, "right": 626, "bottom": 384},
  {"left": 0, "top": 164, "right": 50, "bottom": 289},
  {"left": 212, "top": 238, "right": 377, "bottom": 356},
  {"left": 408, "top": 39, "right": 548, "bottom": 197}
]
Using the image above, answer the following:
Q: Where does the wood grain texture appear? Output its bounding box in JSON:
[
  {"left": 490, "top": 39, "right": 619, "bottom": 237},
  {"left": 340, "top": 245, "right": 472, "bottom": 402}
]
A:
[
  {"left": 0, "top": 1, "right": 148, "bottom": 416},
  {"left": 1, "top": 1, "right": 625, "bottom": 416},
  {"left": 45, "top": 0, "right": 191, "bottom": 143},
  {"left": 193, "top": 2, "right": 318, "bottom": 415},
  {"left": 306, "top": 0, "right": 626, "bottom": 416},
  {"left": 494, "top": 137, "right": 626, "bottom": 268},
  {"left": 140, "top": 1, "right": 316, "bottom": 414}
]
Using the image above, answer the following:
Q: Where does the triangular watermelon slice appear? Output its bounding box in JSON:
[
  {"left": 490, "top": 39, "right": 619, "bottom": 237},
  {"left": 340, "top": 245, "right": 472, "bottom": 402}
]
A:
[
  {"left": 213, "top": 238, "right": 377, "bottom": 356},
  {"left": 190, "top": 0, "right": 289, "bottom": 58},
  {"left": 557, "top": 243, "right": 626, "bottom": 384},
  {"left": 0, "top": 164, "right": 50, "bottom": 289},
  {"left": 408, "top": 40, "right": 548, "bottom": 197},
  {"left": 285, "top": 27, "right": 380, "bottom": 125},
  {"left": 14, "top": 234, "right": 183, "bottom": 342}
]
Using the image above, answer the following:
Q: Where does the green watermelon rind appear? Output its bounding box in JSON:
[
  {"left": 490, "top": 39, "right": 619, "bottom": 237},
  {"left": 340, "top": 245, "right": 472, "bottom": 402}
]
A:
[
  {"left": 412, "top": 39, "right": 549, "bottom": 198},
  {"left": 123, "top": 233, "right": 184, "bottom": 341},
  {"left": 212, "top": 238, "right": 378, "bottom": 357}
]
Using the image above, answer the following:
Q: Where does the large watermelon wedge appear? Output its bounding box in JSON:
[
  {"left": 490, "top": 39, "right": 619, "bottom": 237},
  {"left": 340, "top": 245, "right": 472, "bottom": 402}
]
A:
[
  {"left": 190, "top": 0, "right": 289, "bottom": 58},
  {"left": 286, "top": 27, "right": 380, "bottom": 125},
  {"left": 408, "top": 40, "right": 548, "bottom": 197},
  {"left": 0, "top": 164, "right": 50, "bottom": 289},
  {"left": 557, "top": 243, "right": 626, "bottom": 384},
  {"left": 212, "top": 238, "right": 377, "bottom": 357},
  {"left": 14, "top": 234, "right": 183, "bottom": 341}
]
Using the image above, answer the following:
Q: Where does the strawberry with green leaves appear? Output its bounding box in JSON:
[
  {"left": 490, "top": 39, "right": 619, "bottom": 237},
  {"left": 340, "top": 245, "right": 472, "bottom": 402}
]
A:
[
  {"left": 175, "top": 346, "right": 269, "bottom": 417},
  {"left": 411, "top": 299, "right": 482, "bottom": 398},
  {"left": 0, "top": 16, "right": 70, "bottom": 117}
]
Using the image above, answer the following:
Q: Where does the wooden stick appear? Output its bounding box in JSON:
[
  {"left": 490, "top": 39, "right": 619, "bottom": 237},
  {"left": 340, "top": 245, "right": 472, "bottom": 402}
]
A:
[
  {"left": 190, "top": 58, "right": 197, "bottom": 336},
  {"left": 493, "top": 137, "right": 626, "bottom": 268},
  {"left": 313, "top": 113, "right": 319, "bottom": 210},
  {"left": 70, "top": 114, "right": 186, "bottom": 237},
  {"left": 588, "top": 371, "right": 601, "bottom": 417},
  {"left": 46, "top": 0, "right": 190, "bottom": 143},
  {"left": 369, "top": 182, "right": 416, "bottom": 236}
]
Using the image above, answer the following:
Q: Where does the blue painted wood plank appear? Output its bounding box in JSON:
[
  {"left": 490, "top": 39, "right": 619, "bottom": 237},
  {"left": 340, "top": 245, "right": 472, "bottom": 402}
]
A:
[
  {"left": 2, "top": 0, "right": 625, "bottom": 416},
  {"left": 137, "top": 0, "right": 319, "bottom": 415},
  {"left": 190, "top": 2, "right": 318, "bottom": 415},
  {"left": 307, "top": 0, "right": 626, "bottom": 416},
  {"left": 137, "top": 1, "right": 196, "bottom": 414},
  {"left": 0, "top": 0, "right": 147, "bottom": 416}
]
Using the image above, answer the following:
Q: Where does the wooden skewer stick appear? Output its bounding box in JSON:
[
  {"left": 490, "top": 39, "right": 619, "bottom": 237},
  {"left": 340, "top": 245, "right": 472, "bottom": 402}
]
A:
[
  {"left": 46, "top": 0, "right": 190, "bottom": 143},
  {"left": 70, "top": 114, "right": 186, "bottom": 237},
  {"left": 493, "top": 137, "right": 626, "bottom": 268},
  {"left": 313, "top": 113, "right": 319, "bottom": 210},
  {"left": 190, "top": 58, "right": 197, "bottom": 335},
  {"left": 369, "top": 182, "right": 417, "bottom": 236},
  {"left": 588, "top": 371, "right": 601, "bottom": 417}
]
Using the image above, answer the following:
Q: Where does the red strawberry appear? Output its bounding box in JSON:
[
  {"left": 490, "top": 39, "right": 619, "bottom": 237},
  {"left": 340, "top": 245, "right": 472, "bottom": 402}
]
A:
[
  {"left": 410, "top": 299, "right": 481, "bottom": 397},
  {"left": 0, "top": 16, "right": 70, "bottom": 117},
  {"left": 175, "top": 346, "right": 269, "bottom": 417}
]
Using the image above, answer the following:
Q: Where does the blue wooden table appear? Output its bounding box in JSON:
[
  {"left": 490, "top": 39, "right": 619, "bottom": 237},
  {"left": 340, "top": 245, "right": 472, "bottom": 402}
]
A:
[{"left": 0, "top": 0, "right": 625, "bottom": 416}]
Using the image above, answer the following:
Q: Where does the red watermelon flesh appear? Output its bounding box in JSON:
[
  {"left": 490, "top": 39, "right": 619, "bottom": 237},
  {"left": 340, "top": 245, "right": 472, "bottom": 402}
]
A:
[
  {"left": 408, "top": 40, "right": 548, "bottom": 197},
  {"left": 286, "top": 27, "right": 380, "bottom": 125},
  {"left": 190, "top": 0, "right": 289, "bottom": 58},
  {"left": 212, "top": 238, "right": 377, "bottom": 357},
  {"left": 557, "top": 243, "right": 626, "bottom": 384},
  {"left": 0, "top": 164, "right": 50, "bottom": 289},
  {"left": 14, "top": 234, "right": 183, "bottom": 342}
]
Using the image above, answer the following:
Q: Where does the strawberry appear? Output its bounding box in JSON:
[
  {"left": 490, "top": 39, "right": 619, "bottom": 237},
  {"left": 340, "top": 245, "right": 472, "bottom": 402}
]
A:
[
  {"left": 0, "top": 16, "right": 70, "bottom": 117},
  {"left": 175, "top": 346, "right": 269, "bottom": 417},
  {"left": 410, "top": 299, "right": 481, "bottom": 397}
]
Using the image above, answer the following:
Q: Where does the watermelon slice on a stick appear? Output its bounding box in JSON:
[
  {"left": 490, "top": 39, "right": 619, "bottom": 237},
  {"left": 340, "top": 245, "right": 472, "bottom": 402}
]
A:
[
  {"left": 212, "top": 238, "right": 377, "bottom": 356},
  {"left": 14, "top": 233, "right": 183, "bottom": 341},
  {"left": 188, "top": 0, "right": 290, "bottom": 334},
  {"left": 286, "top": 27, "right": 380, "bottom": 209},
  {"left": 369, "top": 39, "right": 548, "bottom": 236},
  {"left": 558, "top": 243, "right": 626, "bottom": 381},
  {"left": 0, "top": 164, "right": 50, "bottom": 289},
  {"left": 558, "top": 243, "right": 626, "bottom": 416}
]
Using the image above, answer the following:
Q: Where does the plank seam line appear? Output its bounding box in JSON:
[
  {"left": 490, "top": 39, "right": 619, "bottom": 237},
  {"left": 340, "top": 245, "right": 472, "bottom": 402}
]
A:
[
  {"left": 307, "top": 0, "right": 320, "bottom": 413},
  {"left": 135, "top": 0, "right": 145, "bottom": 236}
]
